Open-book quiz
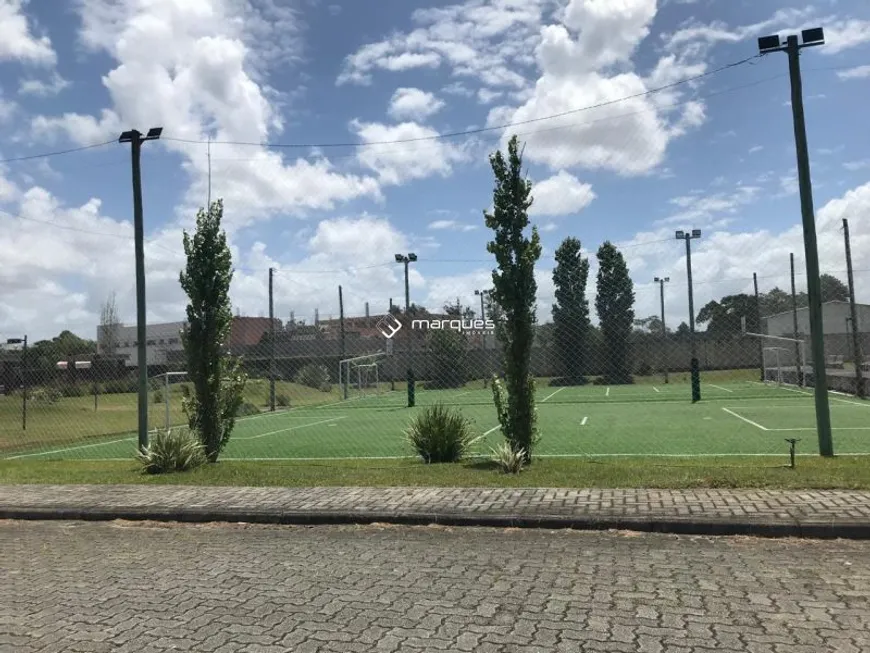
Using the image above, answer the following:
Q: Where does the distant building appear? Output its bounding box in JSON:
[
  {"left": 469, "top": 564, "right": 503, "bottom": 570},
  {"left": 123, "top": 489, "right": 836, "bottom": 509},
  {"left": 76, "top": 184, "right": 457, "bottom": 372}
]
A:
[
  {"left": 96, "top": 317, "right": 281, "bottom": 367},
  {"left": 764, "top": 300, "right": 870, "bottom": 337}
]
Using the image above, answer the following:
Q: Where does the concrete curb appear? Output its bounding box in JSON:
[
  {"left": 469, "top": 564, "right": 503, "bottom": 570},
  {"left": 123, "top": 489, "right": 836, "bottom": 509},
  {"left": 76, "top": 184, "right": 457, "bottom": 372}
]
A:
[{"left": 2, "top": 506, "right": 868, "bottom": 539}]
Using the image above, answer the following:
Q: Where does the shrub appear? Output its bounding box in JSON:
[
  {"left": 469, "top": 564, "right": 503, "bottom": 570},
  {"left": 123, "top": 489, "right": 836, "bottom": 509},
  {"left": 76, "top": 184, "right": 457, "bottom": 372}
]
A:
[
  {"left": 153, "top": 388, "right": 163, "bottom": 404},
  {"left": 276, "top": 393, "right": 290, "bottom": 407},
  {"left": 636, "top": 360, "right": 653, "bottom": 377},
  {"left": 180, "top": 384, "right": 191, "bottom": 399},
  {"left": 405, "top": 403, "right": 481, "bottom": 463},
  {"left": 136, "top": 428, "right": 206, "bottom": 474},
  {"left": 295, "top": 364, "right": 330, "bottom": 390},
  {"left": 59, "top": 383, "right": 88, "bottom": 398},
  {"left": 29, "top": 388, "right": 61, "bottom": 404},
  {"left": 103, "top": 379, "right": 126, "bottom": 395},
  {"left": 490, "top": 442, "right": 526, "bottom": 474},
  {"left": 236, "top": 401, "right": 260, "bottom": 417}
]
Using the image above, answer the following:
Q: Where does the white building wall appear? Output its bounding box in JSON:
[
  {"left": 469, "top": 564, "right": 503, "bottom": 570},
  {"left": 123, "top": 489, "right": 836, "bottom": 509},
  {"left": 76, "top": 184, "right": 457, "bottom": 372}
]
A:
[
  {"left": 765, "top": 301, "right": 870, "bottom": 336},
  {"left": 97, "top": 321, "right": 187, "bottom": 367}
]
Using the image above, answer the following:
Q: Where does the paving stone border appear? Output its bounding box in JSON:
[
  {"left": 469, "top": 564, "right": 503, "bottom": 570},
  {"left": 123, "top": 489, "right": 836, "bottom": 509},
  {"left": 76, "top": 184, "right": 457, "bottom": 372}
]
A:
[{"left": 2, "top": 485, "right": 870, "bottom": 538}]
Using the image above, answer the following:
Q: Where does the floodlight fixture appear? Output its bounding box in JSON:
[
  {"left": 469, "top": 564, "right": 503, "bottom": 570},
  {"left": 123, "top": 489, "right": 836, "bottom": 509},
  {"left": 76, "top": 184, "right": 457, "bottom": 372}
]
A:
[
  {"left": 801, "top": 27, "right": 824, "bottom": 45},
  {"left": 145, "top": 127, "right": 163, "bottom": 140},
  {"left": 6, "top": 338, "right": 22, "bottom": 344},
  {"left": 654, "top": 276, "right": 670, "bottom": 283},
  {"left": 692, "top": 229, "right": 702, "bottom": 238},
  {"left": 675, "top": 230, "right": 685, "bottom": 240},
  {"left": 408, "top": 253, "right": 418, "bottom": 262},
  {"left": 395, "top": 253, "right": 404, "bottom": 262},
  {"left": 757, "top": 34, "right": 783, "bottom": 53}
]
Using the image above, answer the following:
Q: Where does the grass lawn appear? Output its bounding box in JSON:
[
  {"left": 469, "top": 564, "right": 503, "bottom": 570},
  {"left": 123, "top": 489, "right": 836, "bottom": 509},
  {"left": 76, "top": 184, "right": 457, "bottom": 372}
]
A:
[
  {"left": 2, "top": 455, "right": 869, "bottom": 489},
  {"left": 6, "top": 376, "right": 870, "bottom": 461},
  {"left": 0, "top": 379, "right": 341, "bottom": 454}
]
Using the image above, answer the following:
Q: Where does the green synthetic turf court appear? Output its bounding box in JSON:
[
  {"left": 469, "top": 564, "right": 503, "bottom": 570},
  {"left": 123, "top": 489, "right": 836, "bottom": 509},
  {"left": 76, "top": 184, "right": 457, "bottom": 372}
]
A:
[{"left": 5, "top": 380, "right": 869, "bottom": 461}]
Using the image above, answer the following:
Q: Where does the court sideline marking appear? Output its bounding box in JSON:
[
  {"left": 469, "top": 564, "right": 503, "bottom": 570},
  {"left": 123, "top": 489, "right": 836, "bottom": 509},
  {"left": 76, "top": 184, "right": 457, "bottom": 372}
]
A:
[
  {"left": 5, "top": 437, "right": 135, "bottom": 460},
  {"left": 581, "top": 416, "right": 588, "bottom": 426},
  {"left": 722, "top": 407, "right": 769, "bottom": 431},
  {"left": 236, "top": 416, "right": 348, "bottom": 441},
  {"left": 606, "top": 387, "right": 610, "bottom": 397},
  {"left": 541, "top": 387, "right": 565, "bottom": 403},
  {"left": 709, "top": 384, "right": 734, "bottom": 393}
]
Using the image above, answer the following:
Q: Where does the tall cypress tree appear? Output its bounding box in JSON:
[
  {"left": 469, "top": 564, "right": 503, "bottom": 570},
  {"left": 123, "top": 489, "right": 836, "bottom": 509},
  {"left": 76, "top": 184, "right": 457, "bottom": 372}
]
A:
[
  {"left": 179, "top": 199, "right": 247, "bottom": 462},
  {"left": 595, "top": 241, "right": 635, "bottom": 384},
  {"left": 552, "top": 237, "right": 590, "bottom": 385},
  {"left": 485, "top": 135, "right": 542, "bottom": 462}
]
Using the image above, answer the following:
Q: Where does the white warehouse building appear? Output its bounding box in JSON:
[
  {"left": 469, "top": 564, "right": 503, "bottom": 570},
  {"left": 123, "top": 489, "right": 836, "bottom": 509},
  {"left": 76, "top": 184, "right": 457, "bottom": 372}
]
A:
[
  {"left": 98, "top": 321, "right": 186, "bottom": 367},
  {"left": 765, "top": 300, "right": 870, "bottom": 336}
]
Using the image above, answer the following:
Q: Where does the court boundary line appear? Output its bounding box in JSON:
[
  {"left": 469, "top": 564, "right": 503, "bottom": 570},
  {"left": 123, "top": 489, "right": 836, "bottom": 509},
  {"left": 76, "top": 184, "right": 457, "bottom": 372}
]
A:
[
  {"left": 708, "top": 384, "right": 734, "bottom": 393},
  {"left": 4, "top": 415, "right": 352, "bottom": 460},
  {"left": 5, "top": 437, "right": 136, "bottom": 460},
  {"left": 722, "top": 408, "right": 769, "bottom": 431},
  {"left": 541, "top": 387, "right": 565, "bottom": 403},
  {"left": 78, "top": 452, "right": 870, "bottom": 462},
  {"left": 235, "top": 416, "right": 348, "bottom": 441},
  {"left": 722, "top": 406, "right": 870, "bottom": 432}
]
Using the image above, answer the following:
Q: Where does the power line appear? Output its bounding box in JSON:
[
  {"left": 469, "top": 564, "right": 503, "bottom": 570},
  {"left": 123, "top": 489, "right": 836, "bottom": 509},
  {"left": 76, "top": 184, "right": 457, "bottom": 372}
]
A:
[
  {"left": 162, "top": 54, "right": 763, "bottom": 150},
  {"left": 0, "top": 140, "right": 116, "bottom": 164},
  {"left": 0, "top": 207, "right": 179, "bottom": 255},
  {"left": 200, "top": 72, "right": 790, "bottom": 167}
]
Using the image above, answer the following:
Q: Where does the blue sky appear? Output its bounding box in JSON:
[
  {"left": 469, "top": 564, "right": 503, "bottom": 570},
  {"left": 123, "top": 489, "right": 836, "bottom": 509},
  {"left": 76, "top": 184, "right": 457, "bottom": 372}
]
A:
[{"left": 1, "top": 0, "right": 870, "bottom": 342}]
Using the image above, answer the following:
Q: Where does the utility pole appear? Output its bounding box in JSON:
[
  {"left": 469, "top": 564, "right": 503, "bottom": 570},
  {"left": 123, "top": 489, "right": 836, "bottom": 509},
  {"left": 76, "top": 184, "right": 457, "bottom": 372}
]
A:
[
  {"left": 654, "top": 277, "right": 670, "bottom": 383},
  {"left": 21, "top": 336, "right": 27, "bottom": 431},
  {"left": 790, "top": 254, "right": 804, "bottom": 386},
  {"left": 395, "top": 253, "right": 417, "bottom": 407},
  {"left": 843, "top": 218, "right": 864, "bottom": 397},
  {"left": 339, "top": 285, "right": 347, "bottom": 400},
  {"left": 675, "top": 230, "right": 701, "bottom": 402},
  {"left": 754, "top": 273, "right": 764, "bottom": 382},
  {"left": 758, "top": 28, "right": 832, "bottom": 455},
  {"left": 119, "top": 127, "right": 162, "bottom": 453},
  {"left": 268, "top": 267, "right": 276, "bottom": 412}
]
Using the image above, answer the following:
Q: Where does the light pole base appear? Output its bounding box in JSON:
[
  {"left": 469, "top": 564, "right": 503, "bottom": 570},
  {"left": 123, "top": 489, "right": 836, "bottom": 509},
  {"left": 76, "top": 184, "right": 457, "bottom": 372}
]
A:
[
  {"left": 407, "top": 368, "right": 415, "bottom": 408},
  {"left": 690, "top": 358, "right": 701, "bottom": 403}
]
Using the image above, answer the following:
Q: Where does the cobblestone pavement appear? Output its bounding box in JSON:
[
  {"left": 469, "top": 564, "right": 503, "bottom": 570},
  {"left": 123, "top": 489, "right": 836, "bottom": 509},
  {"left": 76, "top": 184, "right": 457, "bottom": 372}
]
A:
[
  {"left": 3, "top": 485, "right": 870, "bottom": 536},
  {"left": 2, "top": 521, "right": 869, "bottom": 653}
]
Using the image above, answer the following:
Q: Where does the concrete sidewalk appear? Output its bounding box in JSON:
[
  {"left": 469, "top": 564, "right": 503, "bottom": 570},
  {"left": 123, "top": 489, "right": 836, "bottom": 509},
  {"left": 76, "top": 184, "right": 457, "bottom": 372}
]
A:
[{"left": 2, "top": 484, "right": 870, "bottom": 538}]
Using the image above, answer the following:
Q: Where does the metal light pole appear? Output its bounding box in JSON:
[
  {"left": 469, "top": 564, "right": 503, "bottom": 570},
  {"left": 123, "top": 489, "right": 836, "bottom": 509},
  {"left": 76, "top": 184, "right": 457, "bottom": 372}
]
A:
[
  {"left": 758, "top": 28, "right": 832, "bottom": 455},
  {"left": 474, "top": 289, "right": 489, "bottom": 351},
  {"left": 676, "top": 230, "right": 701, "bottom": 402},
  {"left": 843, "top": 218, "right": 864, "bottom": 398},
  {"left": 654, "top": 277, "right": 670, "bottom": 383},
  {"left": 119, "top": 127, "right": 163, "bottom": 453},
  {"left": 395, "top": 253, "right": 417, "bottom": 407},
  {"left": 7, "top": 337, "right": 28, "bottom": 430}
]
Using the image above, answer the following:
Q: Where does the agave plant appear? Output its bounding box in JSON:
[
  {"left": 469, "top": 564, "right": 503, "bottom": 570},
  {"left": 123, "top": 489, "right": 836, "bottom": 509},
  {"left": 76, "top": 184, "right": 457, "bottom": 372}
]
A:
[
  {"left": 489, "top": 442, "right": 526, "bottom": 474},
  {"left": 137, "top": 427, "right": 206, "bottom": 474},
  {"left": 405, "top": 403, "right": 482, "bottom": 463}
]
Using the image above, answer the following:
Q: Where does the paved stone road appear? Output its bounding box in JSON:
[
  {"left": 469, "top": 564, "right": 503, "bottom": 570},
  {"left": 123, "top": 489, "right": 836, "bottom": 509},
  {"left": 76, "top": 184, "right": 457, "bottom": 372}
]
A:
[
  {"left": 2, "top": 521, "right": 869, "bottom": 652},
  {"left": 4, "top": 485, "right": 870, "bottom": 537}
]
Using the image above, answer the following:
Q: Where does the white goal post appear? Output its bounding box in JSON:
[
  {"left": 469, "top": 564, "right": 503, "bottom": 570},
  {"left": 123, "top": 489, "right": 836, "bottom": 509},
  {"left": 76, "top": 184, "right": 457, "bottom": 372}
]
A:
[
  {"left": 338, "top": 353, "right": 386, "bottom": 400},
  {"left": 741, "top": 320, "right": 807, "bottom": 387},
  {"left": 148, "top": 371, "right": 188, "bottom": 432}
]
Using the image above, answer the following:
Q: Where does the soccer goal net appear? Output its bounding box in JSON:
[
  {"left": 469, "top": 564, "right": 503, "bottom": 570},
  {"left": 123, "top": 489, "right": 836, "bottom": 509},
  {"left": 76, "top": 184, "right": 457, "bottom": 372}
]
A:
[
  {"left": 338, "top": 353, "right": 386, "bottom": 400},
  {"left": 759, "top": 338, "right": 807, "bottom": 386},
  {"left": 148, "top": 371, "right": 189, "bottom": 433}
]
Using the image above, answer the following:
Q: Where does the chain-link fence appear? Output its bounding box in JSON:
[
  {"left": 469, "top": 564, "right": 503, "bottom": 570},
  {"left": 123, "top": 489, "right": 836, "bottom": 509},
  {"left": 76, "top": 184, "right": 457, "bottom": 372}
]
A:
[{"left": 2, "top": 254, "right": 869, "bottom": 462}]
